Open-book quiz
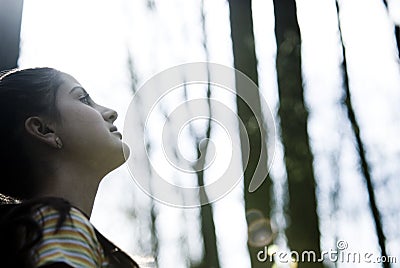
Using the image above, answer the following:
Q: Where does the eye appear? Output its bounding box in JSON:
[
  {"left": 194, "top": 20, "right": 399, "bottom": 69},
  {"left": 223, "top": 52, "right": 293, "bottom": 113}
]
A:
[{"left": 79, "top": 94, "right": 91, "bottom": 106}]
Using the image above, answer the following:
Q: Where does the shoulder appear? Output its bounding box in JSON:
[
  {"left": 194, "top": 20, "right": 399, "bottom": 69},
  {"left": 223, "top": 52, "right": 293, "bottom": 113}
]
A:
[
  {"left": 33, "top": 204, "right": 108, "bottom": 268},
  {"left": 34, "top": 204, "right": 94, "bottom": 238}
]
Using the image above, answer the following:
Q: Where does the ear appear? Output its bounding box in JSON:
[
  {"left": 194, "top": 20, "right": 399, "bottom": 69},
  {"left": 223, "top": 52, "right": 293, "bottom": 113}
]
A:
[{"left": 24, "top": 116, "right": 58, "bottom": 149}]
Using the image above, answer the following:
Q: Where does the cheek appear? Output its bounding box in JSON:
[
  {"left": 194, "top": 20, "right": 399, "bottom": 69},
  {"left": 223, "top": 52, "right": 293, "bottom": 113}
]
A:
[
  {"left": 59, "top": 107, "right": 107, "bottom": 145},
  {"left": 57, "top": 105, "right": 126, "bottom": 166}
]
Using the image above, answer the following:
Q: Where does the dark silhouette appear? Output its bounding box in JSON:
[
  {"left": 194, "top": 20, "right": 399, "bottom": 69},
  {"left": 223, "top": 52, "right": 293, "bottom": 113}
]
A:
[
  {"left": 0, "top": 0, "right": 24, "bottom": 71},
  {"left": 335, "top": 2, "right": 390, "bottom": 267},
  {"left": 227, "top": 0, "right": 272, "bottom": 267},
  {"left": 273, "top": 1, "right": 322, "bottom": 267},
  {"left": 191, "top": 1, "right": 220, "bottom": 267},
  {"left": 192, "top": 134, "right": 220, "bottom": 268},
  {"left": 381, "top": 0, "right": 400, "bottom": 58}
]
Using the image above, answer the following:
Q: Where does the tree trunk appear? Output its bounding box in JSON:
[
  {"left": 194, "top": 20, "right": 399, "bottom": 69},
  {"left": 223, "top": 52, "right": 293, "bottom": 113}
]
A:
[
  {"left": 193, "top": 140, "right": 220, "bottom": 268},
  {"left": 191, "top": 3, "right": 220, "bottom": 266},
  {"left": 273, "top": 1, "right": 322, "bottom": 267},
  {"left": 127, "top": 53, "right": 160, "bottom": 267},
  {"left": 381, "top": 0, "right": 400, "bottom": 58},
  {"left": 335, "top": 2, "right": 390, "bottom": 267},
  {"left": 0, "top": 0, "right": 24, "bottom": 71},
  {"left": 227, "top": 0, "right": 272, "bottom": 267},
  {"left": 396, "top": 26, "right": 400, "bottom": 58}
]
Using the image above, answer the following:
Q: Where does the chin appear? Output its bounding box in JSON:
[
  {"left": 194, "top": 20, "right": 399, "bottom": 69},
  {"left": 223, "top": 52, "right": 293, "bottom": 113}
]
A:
[
  {"left": 111, "top": 141, "right": 130, "bottom": 169},
  {"left": 122, "top": 141, "right": 130, "bottom": 160},
  {"left": 100, "top": 142, "right": 130, "bottom": 175}
]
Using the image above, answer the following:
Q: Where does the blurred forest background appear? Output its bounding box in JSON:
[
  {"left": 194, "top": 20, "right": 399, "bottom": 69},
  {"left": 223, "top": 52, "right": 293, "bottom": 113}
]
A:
[{"left": 1, "top": 0, "right": 400, "bottom": 267}]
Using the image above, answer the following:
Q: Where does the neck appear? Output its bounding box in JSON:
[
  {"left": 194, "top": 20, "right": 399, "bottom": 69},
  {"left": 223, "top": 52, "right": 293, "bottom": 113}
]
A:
[{"left": 33, "top": 161, "right": 105, "bottom": 216}]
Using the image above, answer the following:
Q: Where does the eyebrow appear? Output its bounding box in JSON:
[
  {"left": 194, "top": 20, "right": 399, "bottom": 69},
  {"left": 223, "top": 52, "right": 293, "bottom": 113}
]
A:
[{"left": 69, "top": 86, "right": 87, "bottom": 95}]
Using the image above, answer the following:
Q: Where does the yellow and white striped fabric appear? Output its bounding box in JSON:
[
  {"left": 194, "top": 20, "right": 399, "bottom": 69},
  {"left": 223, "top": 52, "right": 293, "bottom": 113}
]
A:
[{"left": 33, "top": 205, "right": 109, "bottom": 268}]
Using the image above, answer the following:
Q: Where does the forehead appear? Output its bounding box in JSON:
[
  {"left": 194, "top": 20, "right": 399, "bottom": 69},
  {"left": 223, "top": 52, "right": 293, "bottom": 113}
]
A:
[{"left": 57, "top": 73, "right": 84, "bottom": 95}]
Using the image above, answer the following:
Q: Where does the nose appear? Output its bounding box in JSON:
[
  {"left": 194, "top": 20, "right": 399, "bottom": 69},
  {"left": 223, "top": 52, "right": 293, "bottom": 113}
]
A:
[{"left": 101, "top": 106, "right": 118, "bottom": 123}]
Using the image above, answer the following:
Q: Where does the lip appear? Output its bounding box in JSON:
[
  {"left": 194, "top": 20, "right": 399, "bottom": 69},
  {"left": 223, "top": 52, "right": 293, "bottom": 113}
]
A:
[
  {"left": 111, "top": 130, "right": 122, "bottom": 139},
  {"left": 109, "top": 126, "right": 122, "bottom": 139}
]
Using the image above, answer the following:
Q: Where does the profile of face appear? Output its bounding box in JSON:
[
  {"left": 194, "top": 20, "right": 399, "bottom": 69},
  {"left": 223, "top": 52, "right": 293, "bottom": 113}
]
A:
[
  {"left": 0, "top": 68, "right": 130, "bottom": 199},
  {"left": 47, "top": 73, "right": 130, "bottom": 175}
]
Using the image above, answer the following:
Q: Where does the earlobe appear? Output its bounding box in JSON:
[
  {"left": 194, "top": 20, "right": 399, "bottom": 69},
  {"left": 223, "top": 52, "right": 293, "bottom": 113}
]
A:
[{"left": 24, "top": 116, "right": 59, "bottom": 149}]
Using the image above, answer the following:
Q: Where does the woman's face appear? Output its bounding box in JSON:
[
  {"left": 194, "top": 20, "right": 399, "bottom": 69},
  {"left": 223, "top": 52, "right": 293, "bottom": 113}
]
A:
[{"left": 53, "top": 73, "right": 129, "bottom": 173}]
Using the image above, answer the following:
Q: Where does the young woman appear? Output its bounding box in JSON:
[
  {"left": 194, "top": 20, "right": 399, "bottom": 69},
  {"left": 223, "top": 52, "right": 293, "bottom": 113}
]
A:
[{"left": 0, "top": 67, "right": 139, "bottom": 267}]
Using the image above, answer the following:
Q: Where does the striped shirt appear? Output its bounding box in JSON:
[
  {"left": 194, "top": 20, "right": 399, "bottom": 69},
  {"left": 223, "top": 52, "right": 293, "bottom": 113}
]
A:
[{"left": 32, "top": 205, "right": 109, "bottom": 267}]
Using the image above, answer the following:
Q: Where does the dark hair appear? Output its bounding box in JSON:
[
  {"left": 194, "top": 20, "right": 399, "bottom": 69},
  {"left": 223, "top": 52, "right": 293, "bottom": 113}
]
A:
[
  {"left": 0, "top": 68, "right": 65, "bottom": 267},
  {"left": 0, "top": 67, "right": 64, "bottom": 199},
  {"left": 0, "top": 197, "right": 71, "bottom": 267}
]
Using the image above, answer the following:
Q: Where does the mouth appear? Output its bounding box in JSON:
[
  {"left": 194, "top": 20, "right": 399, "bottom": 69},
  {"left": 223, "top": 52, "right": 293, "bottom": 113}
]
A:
[
  {"left": 110, "top": 126, "right": 122, "bottom": 139},
  {"left": 112, "top": 131, "right": 122, "bottom": 139}
]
